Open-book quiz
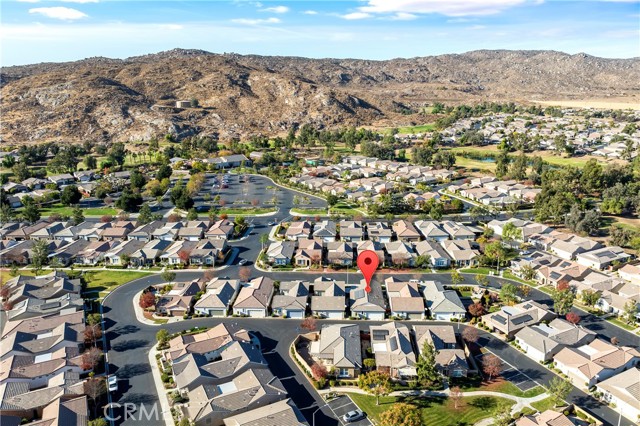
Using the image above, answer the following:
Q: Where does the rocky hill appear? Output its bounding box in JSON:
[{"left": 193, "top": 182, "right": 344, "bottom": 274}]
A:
[{"left": 2, "top": 49, "right": 639, "bottom": 144}]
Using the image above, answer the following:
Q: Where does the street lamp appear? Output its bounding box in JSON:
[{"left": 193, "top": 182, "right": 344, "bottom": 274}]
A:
[{"left": 312, "top": 403, "right": 329, "bottom": 426}]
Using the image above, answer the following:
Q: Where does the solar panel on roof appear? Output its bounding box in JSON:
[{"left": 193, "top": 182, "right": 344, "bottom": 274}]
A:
[
  {"left": 493, "top": 315, "right": 507, "bottom": 325},
  {"left": 512, "top": 314, "right": 533, "bottom": 325}
]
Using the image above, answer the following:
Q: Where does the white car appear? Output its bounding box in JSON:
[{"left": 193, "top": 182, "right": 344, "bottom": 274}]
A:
[
  {"left": 107, "top": 375, "right": 118, "bottom": 392},
  {"left": 238, "top": 259, "right": 248, "bottom": 266},
  {"left": 343, "top": 410, "right": 365, "bottom": 423}
]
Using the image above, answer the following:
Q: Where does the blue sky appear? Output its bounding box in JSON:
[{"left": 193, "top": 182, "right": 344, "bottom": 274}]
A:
[{"left": 1, "top": 0, "right": 639, "bottom": 65}]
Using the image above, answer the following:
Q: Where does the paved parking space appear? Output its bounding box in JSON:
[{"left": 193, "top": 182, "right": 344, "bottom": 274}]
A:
[
  {"left": 476, "top": 353, "right": 539, "bottom": 392},
  {"left": 327, "top": 395, "right": 372, "bottom": 426}
]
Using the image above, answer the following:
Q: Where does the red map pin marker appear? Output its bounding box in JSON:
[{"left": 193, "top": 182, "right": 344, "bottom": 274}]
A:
[{"left": 357, "top": 250, "right": 379, "bottom": 293}]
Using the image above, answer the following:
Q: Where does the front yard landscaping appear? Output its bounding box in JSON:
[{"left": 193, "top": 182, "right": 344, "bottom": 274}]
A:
[
  {"left": 348, "top": 393, "right": 513, "bottom": 426},
  {"left": 83, "top": 270, "right": 153, "bottom": 297},
  {"left": 531, "top": 396, "right": 557, "bottom": 413}
]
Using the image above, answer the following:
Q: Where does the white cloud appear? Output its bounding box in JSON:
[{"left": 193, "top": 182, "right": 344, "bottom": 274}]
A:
[
  {"left": 303, "top": 10, "right": 318, "bottom": 15},
  {"left": 17, "top": 0, "right": 41, "bottom": 3},
  {"left": 390, "top": 12, "right": 418, "bottom": 20},
  {"left": 162, "top": 24, "right": 183, "bottom": 30},
  {"left": 28, "top": 7, "right": 88, "bottom": 20},
  {"left": 19, "top": 0, "right": 99, "bottom": 2},
  {"left": 359, "top": 0, "right": 529, "bottom": 17},
  {"left": 259, "top": 5, "right": 289, "bottom": 14},
  {"left": 231, "top": 17, "right": 281, "bottom": 25},
  {"left": 469, "top": 25, "right": 487, "bottom": 30},
  {"left": 340, "top": 12, "right": 373, "bottom": 20}
]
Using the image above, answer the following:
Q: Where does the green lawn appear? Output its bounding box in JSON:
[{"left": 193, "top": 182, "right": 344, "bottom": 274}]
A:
[
  {"left": 214, "top": 207, "right": 276, "bottom": 216},
  {"left": 531, "top": 397, "right": 558, "bottom": 413},
  {"left": 396, "top": 123, "right": 436, "bottom": 134},
  {"left": 83, "top": 270, "right": 152, "bottom": 295},
  {"left": 1, "top": 269, "right": 36, "bottom": 285},
  {"left": 606, "top": 317, "right": 637, "bottom": 331},
  {"left": 39, "top": 204, "right": 119, "bottom": 217},
  {"left": 348, "top": 393, "right": 513, "bottom": 426},
  {"left": 460, "top": 268, "right": 494, "bottom": 275},
  {"left": 454, "top": 156, "right": 497, "bottom": 173},
  {"left": 449, "top": 377, "right": 545, "bottom": 398},
  {"left": 291, "top": 208, "right": 327, "bottom": 215},
  {"left": 329, "top": 202, "right": 366, "bottom": 217}
]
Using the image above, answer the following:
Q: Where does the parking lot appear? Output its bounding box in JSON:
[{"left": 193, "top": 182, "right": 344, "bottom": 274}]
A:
[
  {"left": 476, "top": 352, "right": 539, "bottom": 392},
  {"left": 326, "top": 395, "right": 372, "bottom": 426}
]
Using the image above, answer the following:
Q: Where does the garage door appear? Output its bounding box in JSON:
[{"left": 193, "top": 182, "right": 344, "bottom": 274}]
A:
[
  {"left": 289, "top": 311, "right": 304, "bottom": 319},
  {"left": 367, "top": 312, "right": 385, "bottom": 321},
  {"left": 247, "top": 309, "right": 265, "bottom": 318},
  {"left": 210, "top": 310, "right": 225, "bottom": 317},
  {"left": 327, "top": 311, "right": 343, "bottom": 319}
]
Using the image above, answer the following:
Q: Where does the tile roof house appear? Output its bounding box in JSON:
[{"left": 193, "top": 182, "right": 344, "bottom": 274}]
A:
[
  {"left": 222, "top": 398, "right": 307, "bottom": 426},
  {"left": 384, "top": 241, "right": 416, "bottom": 267},
  {"left": 312, "top": 220, "right": 337, "bottom": 243},
  {"left": 284, "top": 221, "right": 312, "bottom": 241},
  {"left": 129, "top": 239, "right": 173, "bottom": 266},
  {"left": 356, "top": 240, "right": 386, "bottom": 266},
  {"left": 1, "top": 310, "right": 85, "bottom": 340},
  {"left": 514, "top": 318, "right": 597, "bottom": 362},
  {"left": 159, "top": 240, "right": 199, "bottom": 265},
  {"left": 576, "top": 246, "right": 631, "bottom": 270},
  {"left": 266, "top": 241, "right": 296, "bottom": 266},
  {"left": 232, "top": 277, "right": 275, "bottom": 318},
  {"left": 440, "top": 221, "right": 476, "bottom": 240},
  {"left": 30, "top": 222, "right": 69, "bottom": 241},
  {"left": 310, "top": 277, "right": 346, "bottom": 319},
  {"left": 104, "top": 240, "right": 146, "bottom": 265},
  {"left": 414, "top": 220, "right": 449, "bottom": 242},
  {"left": 172, "top": 341, "right": 268, "bottom": 392},
  {"left": 293, "top": 239, "right": 323, "bottom": 267},
  {"left": 194, "top": 278, "right": 241, "bottom": 317},
  {"left": 595, "top": 367, "right": 640, "bottom": 423},
  {"left": 165, "top": 323, "right": 255, "bottom": 363},
  {"left": 440, "top": 239, "right": 480, "bottom": 267},
  {"left": 310, "top": 324, "right": 362, "bottom": 379},
  {"left": 0, "top": 347, "right": 89, "bottom": 389},
  {"left": 618, "top": 264, "right": 640, "bottom": 285},
  {"left": 271, "top": 280, "right": 309, "bottom": 319},
  {"left": 595, "top": 282, "right": 640, "bottom": 317},
  {"left": 483, "top": 301, "right": 556, "bottom": 339},
  {"left": 6, "top": 293, "right": 84, "bottom": 322},
  {"left": 366, "top": 222, "right": 393, "bottom": 243},
  {"left": 554, "top": 338, "right": 640, "bottom": 388},
  {"left": 326, "top": 241, "right": 354, "bottom": 266},
  {"left": 189, "top": 239, "right": 228, "bottom": 266},
  {"left": 349, "top": 280, "right": 386, "bottom": 320},
  {"left": 156, "top": 279, "right": 204, "bottom": 317},
  {"left": 0, "top": 322, "right": 84, "bottom": 361},
  {"left": 414, "top": 240, "right": 452, "bottom": 269},
  {"left": 515, "top": 410, "right": 574, "bottom": 426},
  {"left": 183, "top": 368, "right": 287, "bottom": 426},
  {"left": 386, "top": 279, "right": 425, "bottom": 319},
  {"left": 392, "top": 220, "right": 421, "bottom": 243},
  {"left": 4, "top": 271, "right": 81, "bottom": 305},
  {"left": 339, "top": 220, "right": 364, "bottom": 242},
  {"left": 413, "top": 325, "right": 470, "bottom": 377},
  {"left": 128, "top": 221, "right": 164, "bottom": 241},
  {"left": 422, "top": 281, "right": 466, "bottom": 321},
  {"left": 369, "top": 323, "right": 416, "bottom": 378}
]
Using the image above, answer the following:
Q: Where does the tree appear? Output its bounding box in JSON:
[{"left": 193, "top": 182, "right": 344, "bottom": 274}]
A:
[
  {"left": 21, "top": 199, "right": 41, "bottom": 222},
  {"left": 475, "top": 274, "right": 489, "bottom": 287},
  {"left": 379, "top": 403, "right": 422, "bottom": 426},
  {"left": 468, "top": 302, "right": 486, "bottom": 318},
  {"left": 326, "top": 194, "right": 339, "bottom": 207},
  {"left": 156, "top": 164, "right": 172, "bottom": 180},
  {"left": 623, "top": 299, "right": 638, "bottom": 325},
  {"left": 502, "top": 222, "right": 522, "bottom": 244},
  {"left": 186, "top": 208, "right": 199, "bottom": 220},
  {"left": 450, "top": 386, "right": 463, "bottom": 410},
  {"left": 415, "top": 254, "right": 431, "bottom": 269},
  {"left": 84, "top": 155, "right": 97, "bottom": 170},
  {"left": 500, "top": 283, "right": 518, "bottom": 305},
  {"left": 565, "top": 312, "right": 581, "bottom": 325},
  {"left": 239, "top": 266, "right": 251, "bottom": 282},
  {"left": 161, "top": 271, "right": 176, "bottom": 282},
  {"left": 552, "top": 283, "right": 575, "bottom": 315},
  {"left": 259, "top": 233, "right": 269, "bottom": 250},
  {"left": 548, "top": 376, "right": 572, "bottom": 407},
  {"left": 300, "top": 317, "right": 317, "bottom": 332},
  {"left": 68, "top": 206, "right": 84, "bottom": 227},
  {"left": 311, "top": 363, "right": 328, "bottom": 380},
  {"left": 462, "top": 326, "right": 479, "bottom": 344},
  {"left": 358, "top": 370, "right": 391, "bottom": 405},
  {"left": 138, "top": 203, "right": 154, "bottom": 224},
  {"left": 518, "top": 284, "right": 532, "bottom": 298},
  {"left": 581, "top": 289, "right": 600, "bottom": 307},
  {"left": 493, "top": 403, "right": 512, "bottom": 426},
  {"left": 178, "top": 249, "right": 191, "bottom": 264},
  {"left": 84, "top": 377, "right": 106, "bottom": 418},
  {"left": 139, "top": 291, "right": 156, "bottom": 309},
  {"left": 61, "top": 185, "right": 82, "bottom": 206},
  {"left": 31, "top": 239, "right": 49, "bottom": 274},
  {"left": 170, "top": 181, "right": 194, "bottom": 210},
  {"left": 450, "top": 270, "right": 463, "bottom": 285},
  {"left": 81, "top": 347, "right": 102, "bottom": 371},
  {"left": 482, "top": 354, "right": 502, "bottom": 380},
  {"left": 483, "top": 242, "right": 506, "bottom": 268},
  {"left": 363, "top": 358, "right": 376, "bottom": 370},
  {"left": 520, "top": 264, "right": 537, "bottom": 281},
  {"left": 130, "top": 170, "right": 147, "bottom": 190},
  {"left": 84, "top": 324, "right": 102, "bottom": 346},
  {"left": 115, "top": 187, "right": 143, "bottom": 212},
  {"left": 88, "top": 419, "right": 108, "bottom": 426},
  {"left": 416, "top": 341, "right": 440, "bottom": 387},
  {"left": 86, "top": 313, "right": 102, "bottom": 326},
  {"left": 156, "top": 329, "right": 170, "bottom": 344}
]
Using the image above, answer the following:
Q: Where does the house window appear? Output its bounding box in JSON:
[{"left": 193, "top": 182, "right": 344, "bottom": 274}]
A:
[{"left": 338, "top": 368, "right": 349, "bottom": 377}]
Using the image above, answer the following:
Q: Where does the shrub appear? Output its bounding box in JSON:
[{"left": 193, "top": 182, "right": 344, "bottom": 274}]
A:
[{"left": 329, "top": 380, "right": 336, "bottom": 387}]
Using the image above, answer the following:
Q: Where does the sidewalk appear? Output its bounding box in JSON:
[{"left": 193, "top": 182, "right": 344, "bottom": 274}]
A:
[
  {"left": 147, "top": 346, "right": 174, "bottom": 426},
  {"left": 132, "top": 289, "right": 181, "bottom": 326}
]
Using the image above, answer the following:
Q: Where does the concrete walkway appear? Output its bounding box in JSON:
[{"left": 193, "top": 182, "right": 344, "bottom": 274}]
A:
[
  {"left": 132, "top": 289, "right": 181, "bottom": 326},
  {"left": 147, "top": 346, "right": 174, "bottom": 426}
]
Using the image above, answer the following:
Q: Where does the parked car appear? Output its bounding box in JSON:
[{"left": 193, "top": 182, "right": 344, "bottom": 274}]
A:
[
  {"left": 343, "top": 410, "right": 365, "bottom": 423},
  {"left": 268, "top": 220, "right": 277, "bottom": 226},
  {"left": 107, "top": 375, "right": 118, "bottom": 392},
  {"left": 238, "top": 259, "right": 248, "bottom": 266}
]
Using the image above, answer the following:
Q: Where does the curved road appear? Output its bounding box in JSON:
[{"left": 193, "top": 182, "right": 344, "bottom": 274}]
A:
[{"left": 102, "top": 180, "right": 636, "bottom": 426}]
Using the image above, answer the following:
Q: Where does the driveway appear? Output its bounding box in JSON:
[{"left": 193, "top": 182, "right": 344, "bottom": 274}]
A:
[{"left": 327, "top": 395, "right": 372, "bottom": 426}]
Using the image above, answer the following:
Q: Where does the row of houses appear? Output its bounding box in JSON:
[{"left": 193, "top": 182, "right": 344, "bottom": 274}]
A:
[
  {"left": 0, "top": 272, "right": 94, "bottom": 425},
  {"left": 308, "top": 322, "right": 474, "bottom": 380},
  {"left": 448, "top": 177, "right": 542, "bottom": 206},
  {"left": 159, "top": 323, "right": 308, "bottom": 426},
  {"left": 186, "top": 275, "right": 466, "bottom": 322},
  {"left": 0, "top": 219, "right": 236, "bottom": 267}
]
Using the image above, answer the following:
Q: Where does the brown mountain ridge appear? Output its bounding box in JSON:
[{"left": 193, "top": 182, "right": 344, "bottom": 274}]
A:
[{"left": 1, "top": 49, "right": 639, "bottom": 144}]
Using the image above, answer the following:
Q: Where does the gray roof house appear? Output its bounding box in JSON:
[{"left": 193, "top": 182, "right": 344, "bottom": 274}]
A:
[
  {"left": 414, "top": 240, "right": 452, "bottom": 269},
  {"left": 576, "top": 246, "right": 631, "bottom": 270},
  {"left": 222, "top": 398, "right": 308, "bottom": 426},
  {"left": 414, "top": 325, "right": 470, "bottom": 378},
  {"left": 369, "top": 323, "right": 416, "bottom": 378},
  {"left": 310, "top": 277, "right": 346, "bottom": 319},
  {"left": 194, "top": 278, "right": 241, "bottom": 317},
  {"left": 349, "top": 280, "right": 386, "bottom": 320},
  {"left": 366, "top": 222, "right": 393, "bottom": 243},
  {"left": 515, "top": 318, "right": 597, "bottom": 362},
  {"left": 422, "top": 281, "right": 466, "bottom": 321},
  {"left": 266, "top": 241, "right": 296, "bottom": 266},
  {"left": 339, "top": 220, "right": 364, "bottom": 242},
  {"left": 309, "top": 324, "right": 362, "bottom": 379},
  {"left": 271, "top": 280, "right": 309, "bottom": 319},
  {"left": 232, "top": 277, "right": 275, "bottom": 318},
  {"left": 386, "top": 279, "right": 425, "bottom": 319},
  {"left": 312, "top": 220, "right": 337, "bottom": 243},
  {"left": 483, "top": 300, "right": 557, "bottom": 339},
  {"left": 415, "top": 220, "right": 449, "bottom": 243}
]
